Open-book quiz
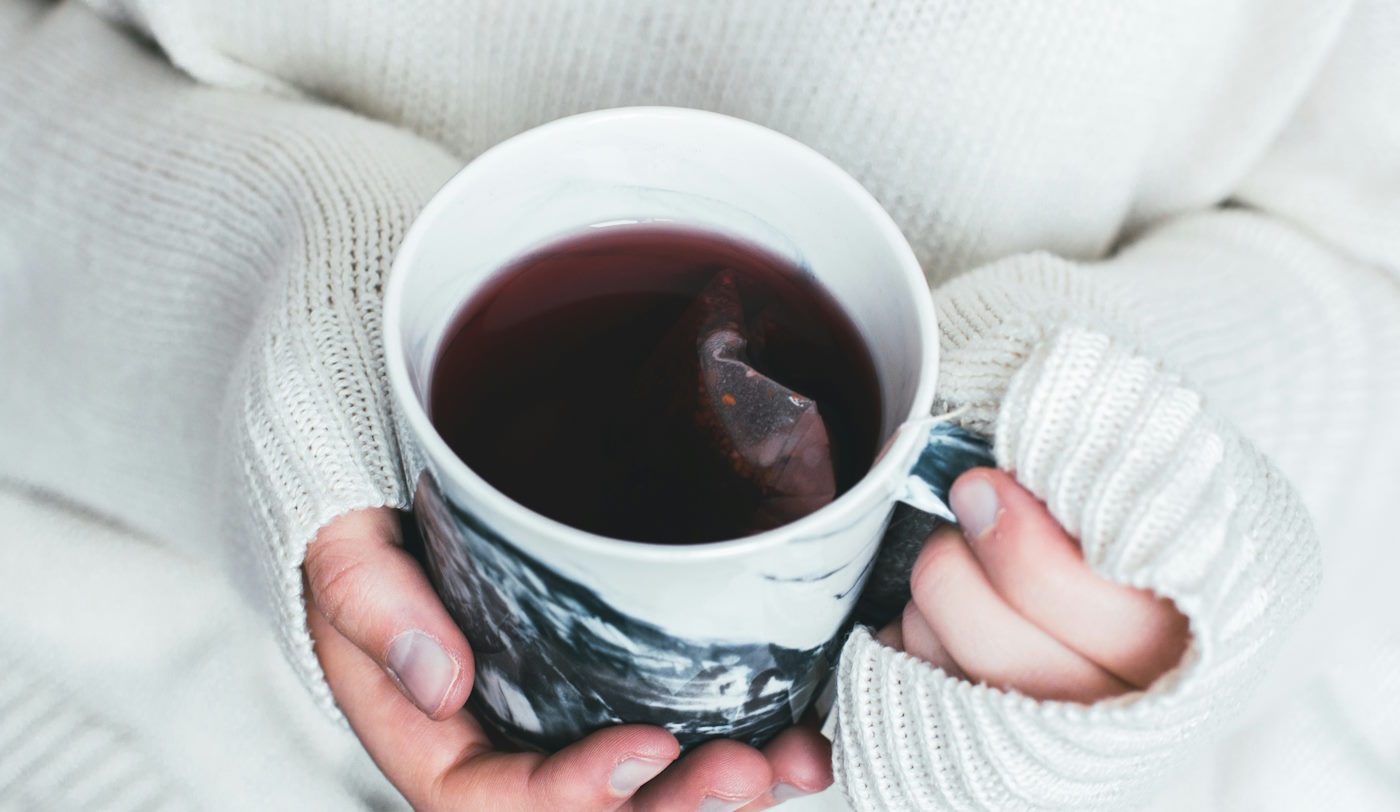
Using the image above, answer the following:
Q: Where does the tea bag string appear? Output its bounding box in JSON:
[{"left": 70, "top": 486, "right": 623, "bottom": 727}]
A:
[{"left": 898, "top": 404, "right": 974, "bottom": 438}]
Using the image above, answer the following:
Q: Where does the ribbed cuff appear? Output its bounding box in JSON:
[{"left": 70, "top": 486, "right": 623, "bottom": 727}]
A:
[
  {"left": 996, "top": 327, "right": 1319, "bottom": 633},
  {"left": 219, "top": 123, "right": 457, "bottom": 724},
  {"left": 233, "top": 326, "right": 413, "bottom": 723},
  {"left": 831, "top": 326, "right": 1321, "bottom": 811}
]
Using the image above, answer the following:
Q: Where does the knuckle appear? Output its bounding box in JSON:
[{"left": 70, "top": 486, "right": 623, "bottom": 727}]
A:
[
  {"left": 525, "top": 772, "right": 597, "bottom": 812},
  {"left": 979, "top": 516, "right": 1023, "bottom": 559},
  {"left": 910, "top": 528, "right": 962, "bottom": 592},
  {"left": 304, "top": 543, "right": 371, "bottom": 626},
  {"left": 901, "top": 600, "right": 930, "bottom": 634},
  {"left": 980, "top": 505, "right": 1045, "bottom": 563},
  {"left": 432, "top": 748, "right": 508, "bottom": 811}
]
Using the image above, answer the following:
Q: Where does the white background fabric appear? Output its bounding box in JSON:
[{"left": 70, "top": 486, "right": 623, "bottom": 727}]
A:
[{"left": 2, "top": 0, "right": 1397, "bottom": 808}]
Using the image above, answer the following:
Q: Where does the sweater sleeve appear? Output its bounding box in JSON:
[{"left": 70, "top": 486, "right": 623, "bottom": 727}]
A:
[
  {"left": 830, "top": 3, "right": 1400, "bottom": 806},
  {"left": 0, "top": 3, "right": 459, "bottom": 720}
]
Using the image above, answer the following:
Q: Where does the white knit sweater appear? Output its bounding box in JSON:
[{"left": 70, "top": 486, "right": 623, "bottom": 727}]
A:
[{"left": 1, "top": 1, "right": 1397, "bottom": 810}]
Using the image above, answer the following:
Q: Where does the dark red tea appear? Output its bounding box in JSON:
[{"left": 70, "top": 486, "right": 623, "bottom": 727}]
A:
[{"left": 430, "top": 224, "right": 882, "bottom": 544}]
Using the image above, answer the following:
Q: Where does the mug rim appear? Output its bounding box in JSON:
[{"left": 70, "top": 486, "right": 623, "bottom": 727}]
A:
[{"left": 384, "top": 106, "right": 940, "bottom": 562}]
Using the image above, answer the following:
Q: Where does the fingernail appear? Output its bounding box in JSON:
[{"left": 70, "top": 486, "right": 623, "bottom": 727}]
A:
[
  {"left": 698, "top": 797, "right": 748, "bottom": 812},
  {"left": 951, "top": 476, "right": 999, "bottom": 540},
  {"left": 772, "top": 783, "right": 809, "bottom": 803},
  {"left": 385, "top": 631, "right": 458, "bottom": 716},
  {"left": 609, "top": 757, "right": 669, "bottom": 795}
]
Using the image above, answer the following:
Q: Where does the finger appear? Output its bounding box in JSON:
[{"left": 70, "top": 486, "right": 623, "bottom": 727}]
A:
[
  {"left": 590, "top": 732, "right": 683, "bottom": 808},
  {"left": 308, "top": 592, "right": 485, "bottom": 807},
  {"left": 303, "top": 508, "right": 473, "bottom": 719},
  {"left": 738, "top": 719, "right": 834, "bottom": 810},
  {"left": 630, "top": 739, "right": 772, "bottom": 811},
  {"left": 910, "top": 527, "right": 1131, "bottom": 702},
  {"left": 442, "top": 725, "right": 680, "bottom": 812},
  {"left": 310, "top": 598, "right": 678, "bottom": 811},
  {"left": 950, "top": 470, "right": 1192, "bottom": 688},
  {"left": 899, "top": 602, "right": 967, "bottom": 680},
  {"left": 876, "top": 599, "right": 966, "bottom": 678},
  {"left": 874, "top": 614, "right": 904, "bottom": 650}
]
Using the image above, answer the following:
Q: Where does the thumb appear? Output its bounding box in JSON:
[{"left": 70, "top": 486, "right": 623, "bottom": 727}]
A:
[
  {"left": 310, "top": 592, "right": 680, "bottom": 811},
  {"left": 303, "top": 507, "right": 473, "bottom": 719}
]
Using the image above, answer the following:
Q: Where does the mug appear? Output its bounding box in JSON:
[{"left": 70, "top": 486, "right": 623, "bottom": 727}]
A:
[{"left": 383, "top": 107, "right": 993, "bottom": 752}]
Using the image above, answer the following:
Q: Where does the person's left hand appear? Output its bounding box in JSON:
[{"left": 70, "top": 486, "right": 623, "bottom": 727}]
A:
[{"left": 880, "top": 469, "right": 1192, "bottom": 702}]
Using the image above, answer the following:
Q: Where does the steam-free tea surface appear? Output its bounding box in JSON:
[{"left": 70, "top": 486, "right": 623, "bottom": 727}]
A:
[{"left": 430, "top": 224, "right": 881, "bottom": 543}]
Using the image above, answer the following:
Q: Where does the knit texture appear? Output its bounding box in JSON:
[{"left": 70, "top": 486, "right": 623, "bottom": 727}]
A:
[
  {"left": 2, "top": 0, "right": 1397, "bottom": 809},
  {"left": 0, "top": 483, "right": 405, "bottom": 812},
  {"left": 0, "top": 1, "right": 460, "bottom": 724},
  {"left": 0, "top": 665, "right": 184, "bottom": 812},
  {"left": 834, "top": 326, "right": 1320, "bottom": 809}
]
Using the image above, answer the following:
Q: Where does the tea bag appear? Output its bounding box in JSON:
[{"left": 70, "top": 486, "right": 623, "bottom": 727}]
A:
[{"left": 636, "top": 269, "right": 837, "bottom": 536}]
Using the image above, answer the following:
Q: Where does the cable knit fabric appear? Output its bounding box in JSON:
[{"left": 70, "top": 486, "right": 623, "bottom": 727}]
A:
[
  {"left": 1, "top": 0, "right": 1397, "bottom": 809},
  {"left": 835, "top": 326, "right": 1321, "bottom": 809}
]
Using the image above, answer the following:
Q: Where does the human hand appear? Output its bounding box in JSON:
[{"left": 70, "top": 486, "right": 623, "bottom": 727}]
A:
[
  {"left": 303, "top": 508, "right": 834, "bottom": 810},
  {"left": 880, "top": 469, "right": 1191, "bottom": 702}
]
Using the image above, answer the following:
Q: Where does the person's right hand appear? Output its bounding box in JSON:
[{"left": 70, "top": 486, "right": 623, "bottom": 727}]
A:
[{"left": 303, "top": 507, "right": 834, "bottom": 810}]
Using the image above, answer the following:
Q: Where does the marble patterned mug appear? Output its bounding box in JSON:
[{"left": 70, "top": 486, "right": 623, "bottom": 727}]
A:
[{"left": 383, "top": 107, "right": 993, "bottom": 752}]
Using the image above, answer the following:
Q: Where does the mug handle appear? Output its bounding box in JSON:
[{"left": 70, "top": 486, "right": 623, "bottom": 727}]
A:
[
  {"left": 814, "top": 414, "right": 996, "bottom": 735},
  {"left": 894, "top": 415, "right": 996, "bottom": 521}
]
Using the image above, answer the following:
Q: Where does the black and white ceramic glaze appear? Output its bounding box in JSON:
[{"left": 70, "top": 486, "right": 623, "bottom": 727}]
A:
[
  {"left": 412, "top": 423, "right": 991, "bottom": 751},
  {"left": 384, "top": 108, "right": 994, "bottom": 752}
]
